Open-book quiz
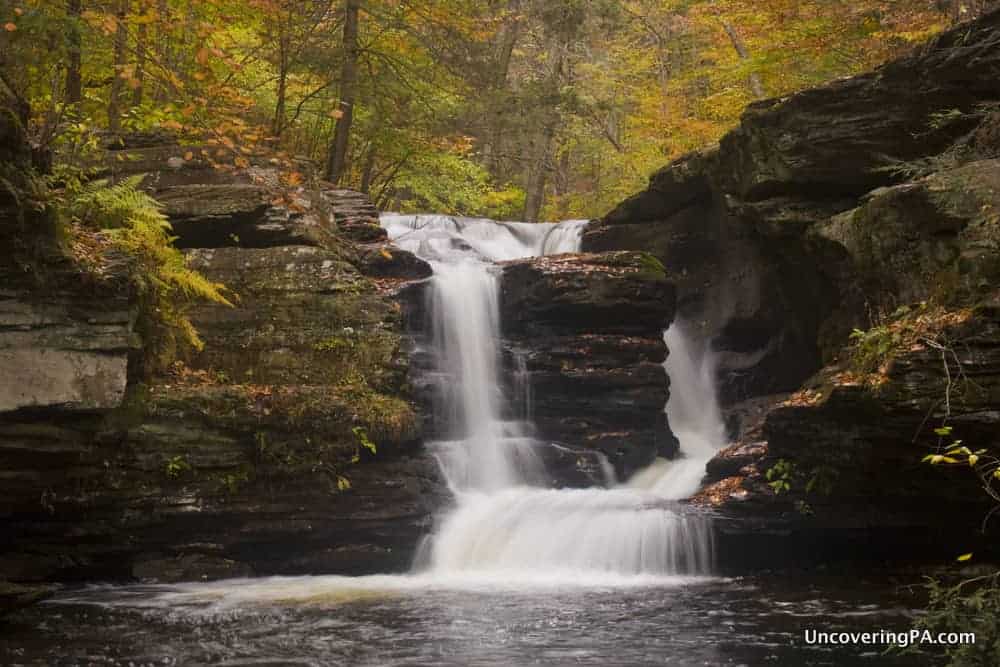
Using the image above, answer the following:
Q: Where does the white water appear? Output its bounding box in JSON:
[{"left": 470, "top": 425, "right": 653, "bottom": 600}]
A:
[
  {"left": 382, "top": 213, "right": 726, "bottom": 578},
  {"left": 629, "top": 325, "right": 727, "bottom": 499}
]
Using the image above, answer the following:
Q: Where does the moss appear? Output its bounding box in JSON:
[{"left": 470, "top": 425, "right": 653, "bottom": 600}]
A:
[
  {"left": 847, "top": 303, "right": 974, "bottom": 383},
  {"left": 599, "top": 251, "right": 668, "bottom": 279},
  {"left": 634, "top": 252, "right": 668, "bottom": 278}
]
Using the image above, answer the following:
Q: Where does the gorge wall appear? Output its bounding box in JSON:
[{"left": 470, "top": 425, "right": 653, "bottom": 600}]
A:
[
  {"left": 584, "top": 9, "right": 1000, "bottom": 563},
  {"left": 0, "top": 120, "right": 443, "bottom": 585}
]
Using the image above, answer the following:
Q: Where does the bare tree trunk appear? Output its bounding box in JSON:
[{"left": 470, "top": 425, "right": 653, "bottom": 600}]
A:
[
  {"left": 65, "top": 0, "right": 83, "bottom": 106},
  {"left": 484, "top": 0, "right": 522, "bottom": 177},
  {"left": 722, "top": 22, "right": 765, "bottom": 100},
  {"left": 325, "top": 0, "right": 360, "bottom": 183},
  {"left": 523, "top": 121, "right": 555, "bottom": 223},
  {"left": 360, "top": 144, "right": 376, "bottom": 193},
  {"left": 107, "top": 0, "right": 128, "bottom": 134},
  {"left": 523, "top": 37, "right": 566, "bottom": 223},
  {"left": 132, "top": 15, "right": 147, "bottom": 107},
  {"left": 554, "top": 150, "right": 570, "bottom": 197},
  {"left": 273, "top": 25, "right": 290, "bottom": 136},
  {"left": 154, "top": 0, "right": 170, "bottom": 103}
]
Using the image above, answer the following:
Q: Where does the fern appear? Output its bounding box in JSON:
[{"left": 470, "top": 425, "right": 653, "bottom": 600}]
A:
[{"left": 60, "top": 176, "right": 231, "bottom": 374}]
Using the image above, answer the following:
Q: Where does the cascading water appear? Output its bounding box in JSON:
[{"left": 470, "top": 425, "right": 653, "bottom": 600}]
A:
[
  {"left": 381, "top": 213, "right": 725, "bottom": 578},
  {"left": 629, "top": 324, "right": 727, "bottom": 499}
]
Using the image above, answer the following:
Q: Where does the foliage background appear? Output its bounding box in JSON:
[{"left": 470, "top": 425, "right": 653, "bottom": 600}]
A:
[{"left": 0, "top": 1, "right": 976, "bottom": 220}]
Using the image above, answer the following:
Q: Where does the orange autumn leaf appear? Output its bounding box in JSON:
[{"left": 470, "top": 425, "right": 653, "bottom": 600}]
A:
[{"left": 3, "top": 22, "right": 16, "bottom": 32}]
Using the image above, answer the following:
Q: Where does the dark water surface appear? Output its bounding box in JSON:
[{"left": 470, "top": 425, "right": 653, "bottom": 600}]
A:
[{"left": 0, "top": 571, "right": 940, "bottom": 666}]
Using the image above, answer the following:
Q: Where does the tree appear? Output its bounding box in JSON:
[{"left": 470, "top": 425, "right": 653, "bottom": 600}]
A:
[
  {"left": 721, "top": 21, "right": 764, "bottom": 99},
  {"left": 107, "top": 0, "right": 127, "bottom": 134},
  {"left": 325, "top": 0, "right": 359, "bottom": 183},
  {"left": 65, "top": 0, "right": 83, "bottom": 106}
]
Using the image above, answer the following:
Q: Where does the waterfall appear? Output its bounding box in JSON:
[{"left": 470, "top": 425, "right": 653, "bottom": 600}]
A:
[
  {"left": 382, "top": 213, "right": 722, "bottom": 578},
  {"left": 628, "top": 325, "right": 727, "bottom": 499}
]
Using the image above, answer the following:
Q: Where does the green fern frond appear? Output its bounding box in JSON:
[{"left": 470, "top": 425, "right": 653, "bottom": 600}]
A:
[{"left": 58, "top": 175, "right": 231, "bottom": 374}]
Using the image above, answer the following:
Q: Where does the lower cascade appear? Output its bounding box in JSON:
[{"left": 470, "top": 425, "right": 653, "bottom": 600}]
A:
[{"left": 381, "top": 213, "right": 724, "bottom": 578}]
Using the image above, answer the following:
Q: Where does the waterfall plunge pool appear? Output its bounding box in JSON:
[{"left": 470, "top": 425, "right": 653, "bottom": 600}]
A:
[{"left": 2, "top": 572, "right": 931, "bottom": 666}]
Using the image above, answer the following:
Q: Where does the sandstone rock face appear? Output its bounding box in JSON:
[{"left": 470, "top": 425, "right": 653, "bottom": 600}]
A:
[
  {"left": 583, "top": 10, "right": 1000, "bottom": 405},
  {"left": 0, "top": 128, "right": 442, "bottom": 583},
  {"left": 0, "top": 273, "right": 132, "bottom": 413},
  {"left": 587, "top": 10, "right": 1000, "bottom": 567},
  {"left": 815, "top": 159, "right": 1000, "bottom": 310},
  {"left": 0, "top": 103, "right": 133, "bottom": 416},
  {"left": 699, "top": 297, "right": 1000, "bottom": 569},
  {"left": 499, "top": 252, "right": 678, "bottom": 479}
]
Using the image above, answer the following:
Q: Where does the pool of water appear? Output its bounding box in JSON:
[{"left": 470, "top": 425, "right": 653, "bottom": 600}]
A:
[{"left": 0, "top": 571, "right": 937, "bottom": 666}]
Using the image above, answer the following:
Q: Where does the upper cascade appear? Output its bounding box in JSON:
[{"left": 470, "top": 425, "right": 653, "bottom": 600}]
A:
[{"left": 380, "top": 214, "right": 588, "bottom": 263}]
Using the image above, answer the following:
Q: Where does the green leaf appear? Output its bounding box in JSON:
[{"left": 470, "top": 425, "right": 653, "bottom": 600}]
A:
[{"left": 957, "top": 553, "right": 973, "bottom": 562}]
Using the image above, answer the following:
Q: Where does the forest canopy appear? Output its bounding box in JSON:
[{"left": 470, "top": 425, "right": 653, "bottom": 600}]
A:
[{"left": 0, "top": 0, "right": 982, "bottom": 221}]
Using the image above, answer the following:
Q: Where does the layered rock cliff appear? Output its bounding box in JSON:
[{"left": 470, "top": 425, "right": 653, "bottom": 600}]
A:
[
  {"left": 499, "top": 251, "right": 677, "bottom": 480},
  {"left": 1, "top": 127, "right": 442, "bottom": 584},
  {"left": 585, "top": 9, "right": 1000, "bottom": 563}
]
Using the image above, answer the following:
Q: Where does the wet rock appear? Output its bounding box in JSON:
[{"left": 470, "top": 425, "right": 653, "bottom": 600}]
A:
[
  {"left": 0, "top": 125, "right": 444, "bottom": 583},
  {"left": 320, "top": 188, "right": 387, "bottom": 243},
  {"left": 704, "top": 441, "right": 767, "bottom": 483},
  {"left": 132, "top": 554, "right": 254, "bottom": 583},
  {"left": 534, "top": 442, "right": 617, "bottom": 489},
  {"left": 499, "top": 252, "right": 678, "bottom": 478},
  {"left": 699, "top": 296, "right": 1000, "bottom": 569},
  {"left": 0, "top": 581, "right": 58, "bottom": 619},
  {"left": 355, "top": 244, "right": 433, "bottom": 280},
  {"left": 500, "top": 251, "right": 675, "bottom": 335}
]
